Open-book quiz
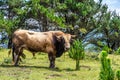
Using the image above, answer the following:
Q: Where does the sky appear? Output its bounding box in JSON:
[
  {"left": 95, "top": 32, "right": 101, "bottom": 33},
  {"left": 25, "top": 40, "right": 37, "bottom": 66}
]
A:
[{"left": 95, "top": 0, "right": 120, "bottom": 15}]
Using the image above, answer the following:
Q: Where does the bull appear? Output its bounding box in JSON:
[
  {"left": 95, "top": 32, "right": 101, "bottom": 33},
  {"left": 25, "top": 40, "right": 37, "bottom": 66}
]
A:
[{"left": 11, "top": 29, "right": 75, "bottom": 68}]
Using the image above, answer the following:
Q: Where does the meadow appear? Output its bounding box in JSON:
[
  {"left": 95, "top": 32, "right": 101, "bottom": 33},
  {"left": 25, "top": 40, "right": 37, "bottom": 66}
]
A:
[{"left": 0, "top": 49, "right": 120, "bottom": 80}]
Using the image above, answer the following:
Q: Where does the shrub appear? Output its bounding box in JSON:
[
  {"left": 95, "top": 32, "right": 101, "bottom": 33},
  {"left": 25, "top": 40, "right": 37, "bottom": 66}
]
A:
[
  {"left": 102, "top": 46, "right": 112, "bottom": 54},
  {"left": 69, "top": 39, "right": 85, "bottom": 70},
  {"left": 99, "top": 51, "right": 114, "bottom": 80},
  {"left": 116, "top": 70, "right": 120, "bottom": 80},
  {"left": 115, "top": 47, "right": 120, "bottom": 55}
]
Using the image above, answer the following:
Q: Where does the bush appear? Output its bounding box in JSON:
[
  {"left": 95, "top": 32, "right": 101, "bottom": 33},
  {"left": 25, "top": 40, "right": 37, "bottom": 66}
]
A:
[
  {"left": 115, "top": 47, "right": 120, "bottom": 55},
  {"left": 116, "top": 70, "right": 120, "bottom": 80},
  {"left": 99, "top": 51, "right": 114, "bottom": 80},
  {"left": 102, "top": 46, "right": 112, "bottom": 54},
  {"left": 69, "top": 39, "right": 85, "bottom": 70}
]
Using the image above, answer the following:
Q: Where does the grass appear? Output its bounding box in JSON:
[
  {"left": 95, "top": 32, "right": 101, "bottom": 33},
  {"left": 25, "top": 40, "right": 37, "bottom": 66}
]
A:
[{"left": 0, "top": 49, "right": 120, "bottom": 80}]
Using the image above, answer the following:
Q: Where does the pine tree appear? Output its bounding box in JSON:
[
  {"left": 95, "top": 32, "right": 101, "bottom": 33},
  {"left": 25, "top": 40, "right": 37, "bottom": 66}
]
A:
[
  {"left": 69, "top": 39, "right": 85, "bottom": 70},
  {"left": 99, "top": 51, "right": 114, "bottom": 80},
  {"left": 116, "top": 70, "right": 120, "bottom": 80}
]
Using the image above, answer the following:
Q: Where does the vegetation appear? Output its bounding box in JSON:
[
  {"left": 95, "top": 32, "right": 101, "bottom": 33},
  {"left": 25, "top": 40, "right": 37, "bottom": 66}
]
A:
[
  {"left": 0, "top": 0, "right": 120, "bottom": 80},
  {"left": 115, "top": 47, "right": 120, "bottom": 55},
  {"left": 116, "top": 70, "right": 120, "bottom": 80},
  {"left": 0, "top": 0, "right": 120, "bottom": 51},
  {"left": 99, "top": 51, "right": 114, "bottom": 80},
  {"left": 69, "top": 39, "right": 85, "bottom": 70},
  {"left": 0, "top": 49, "right": 120, "bottom": 80}
]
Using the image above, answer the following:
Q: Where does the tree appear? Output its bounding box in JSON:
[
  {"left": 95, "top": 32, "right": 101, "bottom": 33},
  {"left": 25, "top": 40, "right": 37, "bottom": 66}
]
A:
[
  {"left": 0, "top": 0, "right": 66, "bottom": 47},
  {"left": 54, "top": 0, "right": 103, "bottom": 38},
  {"left": 86, "top": 5, "right": 120, "bottom": 52},
  {"left": 0, "top": 0, "right": 120, "bottom": 52},
  {"left": 116, "top": 70, "right": 120, "bottom": 80},
  {"left": 0, "top": 0, "right": 26, "bottom": 48},
  {"left": 69, "top": 39, "right": 85, "bottom": 70},
  {"left": 99, "top": 51, "right": 114, "bottom": 80}
]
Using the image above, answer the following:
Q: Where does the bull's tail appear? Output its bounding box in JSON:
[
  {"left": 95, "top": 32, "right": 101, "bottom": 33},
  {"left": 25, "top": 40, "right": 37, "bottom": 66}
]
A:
[
  {"left": 8, "top": 43, "right": 14, "bottom": 56},
  {"left": 8, "top": 49, "right": 12, "bottom": 57},
  {"left": 8, "top": 43, "right": 15, "bottom": 62},
  {"left": 12, "top": 44, "right": 15, "bottom": 62}
]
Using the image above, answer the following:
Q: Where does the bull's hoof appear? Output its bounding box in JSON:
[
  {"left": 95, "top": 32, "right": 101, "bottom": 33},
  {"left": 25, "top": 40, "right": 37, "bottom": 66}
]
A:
[
  {"left": 49, "top": 65, "right": 55, "bottom": 68},
  {"left": 32, "top": 56, "right": 36, "bottom": 59},
  {"left": 14, "top": 64, "right": 19, "bottom": 67}
]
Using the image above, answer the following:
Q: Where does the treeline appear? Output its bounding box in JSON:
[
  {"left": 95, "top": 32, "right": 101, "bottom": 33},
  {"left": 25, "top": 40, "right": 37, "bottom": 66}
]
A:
[{"left": 0, "top": 0, "right": 120, "bottom": 52}]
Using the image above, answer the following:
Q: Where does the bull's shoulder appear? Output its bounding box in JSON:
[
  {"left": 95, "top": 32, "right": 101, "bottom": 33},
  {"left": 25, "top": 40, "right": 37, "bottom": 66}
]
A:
[
  {"left": 48, "top": 31, "right": 64, "bottom": 33},
  {"left": 48, "top": 31, "right": 65, "bottom": 36}
]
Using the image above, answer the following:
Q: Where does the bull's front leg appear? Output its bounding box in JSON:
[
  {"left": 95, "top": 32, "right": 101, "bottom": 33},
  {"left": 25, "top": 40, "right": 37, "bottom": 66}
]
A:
[
  {"left": 48, "top": 53, "right": 56, "bottom": 68},
  {"left": 14, "top": 48, "right": 23, "bottom": 66},
  {"left": 14, "top": 54, "right": 20, "bottom": 66},
  {"left": 14, "top": 49, "right": 20, "bottom": 66}
]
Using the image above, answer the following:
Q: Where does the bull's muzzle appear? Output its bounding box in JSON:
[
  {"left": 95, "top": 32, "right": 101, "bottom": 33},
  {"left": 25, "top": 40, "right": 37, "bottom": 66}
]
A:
[{"left": 65, "top": 46, "right": 70, "bottom": 51}]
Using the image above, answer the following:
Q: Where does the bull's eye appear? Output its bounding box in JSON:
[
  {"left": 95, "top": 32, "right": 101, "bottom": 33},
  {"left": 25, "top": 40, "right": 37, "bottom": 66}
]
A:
[{"left": 61, "top": 37, "right": 65, "bottom": 43}]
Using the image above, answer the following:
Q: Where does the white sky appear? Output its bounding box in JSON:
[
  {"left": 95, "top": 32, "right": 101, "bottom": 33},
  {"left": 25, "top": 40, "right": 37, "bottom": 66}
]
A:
[{"left": 95, "top": 0, "right": 120, "bottom": 15}]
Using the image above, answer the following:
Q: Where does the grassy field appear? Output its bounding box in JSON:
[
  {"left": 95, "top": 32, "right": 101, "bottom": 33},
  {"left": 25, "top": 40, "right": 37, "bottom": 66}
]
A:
[{"left": 0, "top": 49, "right": 120, "bottom": 80}]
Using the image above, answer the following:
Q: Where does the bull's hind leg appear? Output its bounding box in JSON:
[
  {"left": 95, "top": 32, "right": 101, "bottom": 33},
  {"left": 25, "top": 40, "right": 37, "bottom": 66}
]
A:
[{"left": 48, "top": 53, "right": 56, "bottom": 68}]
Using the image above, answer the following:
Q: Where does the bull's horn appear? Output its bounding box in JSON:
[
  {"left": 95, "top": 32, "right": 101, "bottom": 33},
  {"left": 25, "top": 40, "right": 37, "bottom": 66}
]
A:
[
  {"left": 55, "top": 35, "right": 63, "bottom": 41},
  {"left": 71, "top": 35, "right": 77, "bottom": 38}
]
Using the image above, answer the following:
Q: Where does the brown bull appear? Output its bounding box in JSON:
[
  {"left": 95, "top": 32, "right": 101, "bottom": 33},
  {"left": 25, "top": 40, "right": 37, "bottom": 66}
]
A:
[{"left": 12, "top": 29, "right": 75, "bottom": 68}]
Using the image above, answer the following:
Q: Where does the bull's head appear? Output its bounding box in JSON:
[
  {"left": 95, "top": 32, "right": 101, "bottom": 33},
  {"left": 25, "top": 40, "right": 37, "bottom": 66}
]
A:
[
  {"left": 63, "top": 34, "right": 76, "bottom": 51},
  {"left": 54, "top": 33, "right": 76, "bottom": 57},
  {"left": 56, "top": 34, "right": 76, "bottom": 51}
]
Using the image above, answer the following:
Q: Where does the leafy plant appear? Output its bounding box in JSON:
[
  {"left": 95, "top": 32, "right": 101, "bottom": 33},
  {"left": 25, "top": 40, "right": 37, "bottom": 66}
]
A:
[
  {"left": 115, "top": 47, "right": 120, "bottom": 55},
  {"left": 116, "top": 70, "right": 120, "bottom": 80},
  {"left": 102, "top": 46, "right": 112, "bottom": 54},
  {"left": 69, "top": 39, "right": 85, "bottom": 70},
  {"left": 99, "top": 51, "right": 114, "bottom": 80}
]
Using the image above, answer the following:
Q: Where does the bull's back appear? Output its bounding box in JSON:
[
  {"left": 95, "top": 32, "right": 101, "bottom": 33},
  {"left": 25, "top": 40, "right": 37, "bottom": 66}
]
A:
[{"left": 12, "top": 30, "right": 55, "bottom": 53}]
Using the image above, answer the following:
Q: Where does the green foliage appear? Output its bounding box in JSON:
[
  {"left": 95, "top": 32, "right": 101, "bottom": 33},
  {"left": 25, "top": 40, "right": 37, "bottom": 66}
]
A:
[
  {"left": 102, "top": 46, "right": 112, "bottom": 54},
  {"left": 2, "top": 57, "right": 12, "bottom": 64},
  {"left": 69, "top": 39, "right": 85, "bottom": 60},
  {"left": 27, "top": 0, "right": 66, "bottom": 28},
  {"left": 38, "top": 5, "right": 65, "bottom": 27},
  {"left": 69, "top": 39, "right": 85, "bottom": 70},
  {"left": 1, "top": 0, "right": 120, "bottom": 51},
  {"left": 115, "top": 47, "right": 120, "bottom": 55},
  {"left": 99, "top": 51, "right": 114, "bottom": 80},
  {"left": 116, "top": 70, "right": 120, "bottom": 80}
]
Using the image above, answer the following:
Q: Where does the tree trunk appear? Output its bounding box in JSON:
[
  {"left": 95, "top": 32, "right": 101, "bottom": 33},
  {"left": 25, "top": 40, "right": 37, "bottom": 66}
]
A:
[{"left": 76, "top": 59, "right": 80, "bottom": 70}]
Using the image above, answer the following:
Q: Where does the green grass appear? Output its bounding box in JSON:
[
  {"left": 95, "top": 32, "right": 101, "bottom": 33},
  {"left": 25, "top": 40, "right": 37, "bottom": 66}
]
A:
[{"left": 0, "top": 49, "right": 120, "bottom": 80}]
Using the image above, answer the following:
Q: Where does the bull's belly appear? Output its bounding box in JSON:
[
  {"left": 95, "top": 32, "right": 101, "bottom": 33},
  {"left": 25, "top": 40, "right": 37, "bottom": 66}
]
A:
[
  {"left": 24, "top": 45, "right": 54, "bottom": 54},
  {"left": 26, "top": 46, "right": 45, "bottom": 52}
]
